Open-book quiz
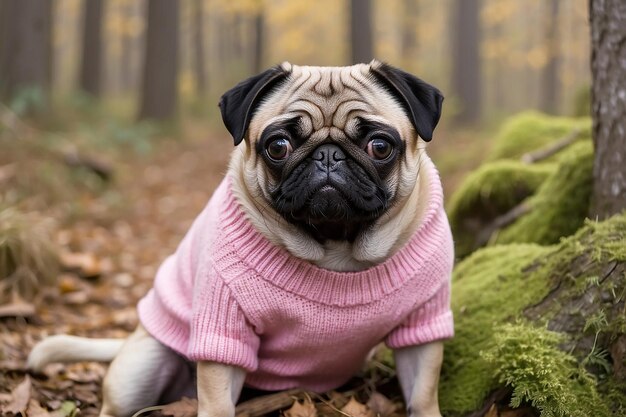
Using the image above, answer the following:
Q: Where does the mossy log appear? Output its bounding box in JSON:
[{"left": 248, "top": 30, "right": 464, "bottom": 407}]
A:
[
  {"left": 487, "top": 111, "right": 591, "bottom": 162},
  {"left": 447, "top": 162, "right": 552, "bottom": 257},
  {"left": 440, "top": 214, "right": 626, "bottom": 417},
  {"left": 495, "top": 142, "right": 594, "bottom": 246},
  {"left": 448, "top": 111, "right": 595, "bottom": 257}
]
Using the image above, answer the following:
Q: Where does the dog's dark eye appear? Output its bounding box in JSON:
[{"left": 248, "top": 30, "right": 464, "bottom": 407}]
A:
[
  {"left": 266, "top": 138, "right": 293, "bottom": 161},
  {"left": 367, "top": 138, "right": 393, "bottom": 160}
]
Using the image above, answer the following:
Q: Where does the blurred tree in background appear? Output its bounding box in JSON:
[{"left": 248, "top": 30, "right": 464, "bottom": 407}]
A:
[
  {"left": 540, "top": 0, "right": 560, "bottom": 114},
  {"left": 350, "top": 0, "right": 373, "bottom": 64},
  {"left": 0, "top": 0, "right": 52, "bottom": 116},
  {"left": 192, "top": 0, "right": 208, "bottom": 95},
  {"left": 451, "top": 0, "right": 482, "bottom": 125},
  {"left": 138, "top": 0, "right": 179, "bottom": 121},
  {"left": 0, "top": 0, "right": 592, "bottom": 124},
  {"left": 79, "top": 0, "right": 103, "bottom": 97}
]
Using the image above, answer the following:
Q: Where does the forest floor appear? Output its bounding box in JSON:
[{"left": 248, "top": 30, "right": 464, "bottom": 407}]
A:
[{"left": 0, "top": 116, "right": 482, "bottom": 417}]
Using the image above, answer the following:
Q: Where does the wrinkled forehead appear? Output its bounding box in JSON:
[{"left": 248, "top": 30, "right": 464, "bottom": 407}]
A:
[{"left": 248, "top": 63, "right": 413, "bottom": 141}]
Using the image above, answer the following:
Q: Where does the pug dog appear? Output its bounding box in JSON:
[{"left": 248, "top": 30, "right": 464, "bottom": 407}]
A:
[{"left": 28, "top": 61, "right": 454, "bottom": 417}]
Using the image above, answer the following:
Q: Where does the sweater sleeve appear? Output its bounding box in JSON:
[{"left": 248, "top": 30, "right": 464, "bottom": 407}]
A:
[
  {"left": 187, "top": 264, "right": 260, "bottom": 372},
  {"left": 385, "top": 277, "right": 454, "bottom": 348}
]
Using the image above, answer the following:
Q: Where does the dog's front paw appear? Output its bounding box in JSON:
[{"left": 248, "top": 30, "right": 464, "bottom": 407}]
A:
[
  {"left": 408, "top": 404, "right": 442, "bottom": 417},
  {"left": 197, "top": 407, "right": 235, "bottom": 417}
]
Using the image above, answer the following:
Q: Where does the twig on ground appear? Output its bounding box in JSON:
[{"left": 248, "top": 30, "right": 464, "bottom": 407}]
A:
[
  {"left": 61, "top": 149, "right": 113, "bottom": 181},
  {"left": 521, "top": 128, "right": 581, "bottom": 164},
  {"left": 474, "top": 202, "right": 531, "bottom": 249},
  {"left": 235, "top": 389, "right": 308, "bottom": 417}
]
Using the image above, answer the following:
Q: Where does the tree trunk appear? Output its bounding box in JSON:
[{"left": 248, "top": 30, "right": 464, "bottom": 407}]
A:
[
  {"left": 192, "top": 0, "right": 207, "bottom": 95},
  {"left": 120, "top": 2, "right": 133, "bottom": 93},
  {"left": 400, "top": 0, "right": 418, "bottom": 69},
  {"left": 79, "top": 0, "right": 104, "bottom": 97},
  {"left": 491, "top": 23, "right": 505, "bottom": 111},
  {"left": 589, "top": 0, "right": 626, "bottom": 219},
  {"left": 451, "top": 0, "right": 481, "bottom": 125},
  {"left": 350, "top": 0, "right": 373, "bottom": 64},
  {"left": 216, "top": 15, "right": 229, "bottom": 67},
  {"left": 252, "top": 11, "right": 264, "bottom": 74},
  {"left": 232, "top": 14, "right": 244, "bottom": 59},
  {"left": 0, "top": 0, "right": 52, "bottom": 113},
  {"left": 539, "top": 0, "right": 560, "bottom": 114},
  {"left": 138, "top": 0, "right": 179, "bottom": 121}
]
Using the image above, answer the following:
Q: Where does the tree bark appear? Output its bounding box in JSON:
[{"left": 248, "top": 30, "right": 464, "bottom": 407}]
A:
[
  {"left": 119, "top": 1, "right": 133, "bottom": 93},
  {"left": 79, "top": 0, "right": 104, "bottom": 97},
  {"left": 589, "top": 0, "right": 626, "bottom": 219},
  {"left": 0, "top": 0, "right": 52, "bottom": 112},
  {"left": 193, "top": 0, "right": 207, "bottom": 94},
  {"left": 232, "top": 14, "right": 244, "bottom": 59},
  {"left": 216, "top": 14, "right": 228, "bottom": 67},
  {"left": 400, "top": 0, "right": 418, "bottom": 68},
  {"left": 540, "top": 0, "right": 560, "bottom": 114},
  {"left": 138, "top": 0, "right": 179, "bottom": 121},
  {"left": 524, "top": 253, "right": 626, "bottom": 375},
  {"left": 252, "top": 11, "right": 265, "bottom": 74},
  {"left": 451, "top": 0, "right": 482, "bottom": 125},
  {"left": 350, "top": 0, "right": 373, "bottom": 64}
]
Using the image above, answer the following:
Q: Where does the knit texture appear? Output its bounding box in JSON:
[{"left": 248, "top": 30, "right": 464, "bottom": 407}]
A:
[{"left": 138, "top": 162, "right": 454, "bottom": 392}]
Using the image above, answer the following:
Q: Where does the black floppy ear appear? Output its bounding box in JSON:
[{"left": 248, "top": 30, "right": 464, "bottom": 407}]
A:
[
  {"left": 219, "top": 66, "right": 290, "bottom": 146},
  {"left": 370, "top": 63, "right": 444, "bottom": 142}
]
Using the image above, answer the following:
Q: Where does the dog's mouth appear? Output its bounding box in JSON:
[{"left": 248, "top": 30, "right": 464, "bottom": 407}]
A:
[
  {"left": 285, "top": 185, "right": 369, "bottom": 241},
  {"left": 274, "top": 182, "right": 388, "bottom": 242}
]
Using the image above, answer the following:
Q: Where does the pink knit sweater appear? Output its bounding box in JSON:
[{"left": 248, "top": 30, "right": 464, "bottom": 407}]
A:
[{"left": 138, "top": 165, "right": 454, "bottom": 392}]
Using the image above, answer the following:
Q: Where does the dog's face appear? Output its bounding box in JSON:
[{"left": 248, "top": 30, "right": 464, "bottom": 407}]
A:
[{"left": 220, "top": 61, "right": 443, "bottom": 265}]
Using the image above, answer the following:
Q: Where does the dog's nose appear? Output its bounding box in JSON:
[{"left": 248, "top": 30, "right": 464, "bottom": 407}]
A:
[{"left": 312, "top": 144, "right": 346, "bottom": 170}]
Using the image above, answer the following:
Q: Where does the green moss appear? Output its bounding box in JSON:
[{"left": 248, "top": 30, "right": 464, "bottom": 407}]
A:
[
  {"left": 440, "top": 214, "right": 626, "bottom": 416},
  {"left": 576, "top": 214, "right": 626, "bottom": 261},
  {"left": 440, "top": 243, "right": 551, "bottom": 413},
  {"left": 572, "top": 86, "right": 591, "bottom": 117},
  {"left": 496, "top": 142, "right": 594, "bottom": 245},
  {"left": 447, "top": 161, "right": 553, "bottom": 257},
  {"left": 483, "top": 323, "right": 611, "bottom": 417},
  {"left": 603, "top": 381, "right": 626, "bottom": 416},
  {"left": 487, "top": 111, "right": 591, "bottom": 162},
  {"left": 446, "top": 112, "right": 595, "bottom": 257}
]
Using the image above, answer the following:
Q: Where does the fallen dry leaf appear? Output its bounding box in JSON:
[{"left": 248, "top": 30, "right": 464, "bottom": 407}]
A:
[
  {"left": 60, "top": 251, "right": 101, "bottom": 279},
  {"left": 71, "top": 383, "right": 100, "bottom": 405},
  {"left": 1, "top": 375, "right": 32, "bottom": 415},
  {"left": 27, "top": 398, "right": 52, "bottom": 417},
  {"left": 0, "top": 302, "right": 36, "bottom": 318},
  {"left": 366, "top": 392, "right": 396, "bottom": 417},
  {"left": 161, "top": 396, "right": 198, "bottom": 417},
  {"left": 58, "top": 274, "right": 82, "bottom": 293},
  {"left": 327, "top": 391, "right": 349, "bottom": 408},
  {"left": 341, "top": 397, "right": 374, "bottom": 417},
  {"left": 284, "top": 398, "right": 317, "bottom": 417},
  {"left": 63, "top": 362, "right": 106, "bottom": 383},
  {"left": 0, "top": 360, "right": 28, "bottom": 373}
]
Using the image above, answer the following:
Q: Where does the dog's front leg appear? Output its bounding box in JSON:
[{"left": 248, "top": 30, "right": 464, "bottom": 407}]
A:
[
  {"left": 197, "top": 362, "right": 246, "bottom": 417},
  {"left": 394, "top": 341, "right": 444, "bottom": 417}
]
